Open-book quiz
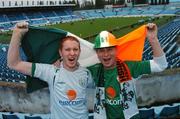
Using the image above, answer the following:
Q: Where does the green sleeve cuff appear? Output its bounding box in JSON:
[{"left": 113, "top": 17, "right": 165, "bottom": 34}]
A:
[{"left": 31, "top": 63, "right": 36, "bottom": 77}]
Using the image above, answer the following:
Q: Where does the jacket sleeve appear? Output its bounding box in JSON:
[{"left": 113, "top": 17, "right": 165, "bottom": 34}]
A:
[{"left": 150, "top": 54, "right": 168, "bottom": 72}]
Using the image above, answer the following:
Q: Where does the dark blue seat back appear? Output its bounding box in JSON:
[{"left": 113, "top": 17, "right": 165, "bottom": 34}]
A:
[
  {"left": 25, "top": 115, "right": 42, "bottom": 119},
  {"left": 159, "top": 105, "right": 179, "bottom": 117},
  {"left": 139, "top": 108, "right": 155, "bottom": 119},
  {"left": 2, "top": 114, "right": 19, "bottom": 119}
]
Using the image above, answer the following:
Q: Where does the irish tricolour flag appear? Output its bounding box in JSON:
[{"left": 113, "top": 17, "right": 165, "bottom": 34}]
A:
[{"left": 21, "top": 25, "right": 147, "bottom": 93}]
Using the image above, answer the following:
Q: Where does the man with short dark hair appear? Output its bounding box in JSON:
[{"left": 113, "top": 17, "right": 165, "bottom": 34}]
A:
[{"left": 88, "top": 23, "right": 168, "bottom": 119}]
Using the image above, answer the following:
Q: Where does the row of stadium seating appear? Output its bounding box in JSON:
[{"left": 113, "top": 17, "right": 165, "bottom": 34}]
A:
[
  {"left": 142, "top": 18, "right": 180, "bottom": 68},
  {"left": 0, "top": 9, "right": 72, "bottom": 22},
  {"left": 78, "top": 5, "right": 179, "bottom": 19},
  {"left": 0, "top": 9, "right": 77, "bottom": 30},
  {"left": 1, "top": 103, "right": 180, "bottom": 119},
  {"left": 139, "top": 104, "right": 180, "bottom": 119},
  {"left": 0, "top": 4, "right": 179, "bottom": 31},
  {"left": 0, "top": 45, "right": 27, "bottom": 83}
]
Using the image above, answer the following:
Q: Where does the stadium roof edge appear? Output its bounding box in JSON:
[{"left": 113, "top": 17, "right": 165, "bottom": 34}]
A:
[{"left": 0, "top": 4, "right": 76, "bottom": 9}]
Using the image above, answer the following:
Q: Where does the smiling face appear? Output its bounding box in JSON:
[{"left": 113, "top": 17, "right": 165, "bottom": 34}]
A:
[
  {"left": 59, "top": 36, "right": 80, "bottom": 71},
  {"left": 96, "top": 46, "right": 117, "bottom": 69}
]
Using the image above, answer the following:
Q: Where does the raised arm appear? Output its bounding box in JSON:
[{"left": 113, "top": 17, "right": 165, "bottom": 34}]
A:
[
  {"left": 7, "top": 22, "right": 32, "bottom": 76},
  {"left": 146, "top": 23, "right": 168, "bottom": 72},
  {"left": 146, "top": 23, "right": 164, "bottom": 57}
]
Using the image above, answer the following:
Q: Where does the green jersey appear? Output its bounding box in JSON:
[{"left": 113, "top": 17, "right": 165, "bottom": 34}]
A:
[{"left": 88, "top": 60, "right": 151, "bottom": 119}]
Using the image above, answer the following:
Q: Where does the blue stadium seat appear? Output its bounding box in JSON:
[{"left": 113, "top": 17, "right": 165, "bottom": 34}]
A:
[
  {"left": 139, "top": 108, "right": 155, "bottom": 119},
  {"left": 159, "top": 105, "right": 179, "bottom": 117},
  {"left": 2, "top": 114, "right": 20, "bottom": 119},
  {"left": 24, "top": 116, "right": 42, "bottom": 119},
  {"left": 88, "top": 112, "right": 93, "bottom": 119}
]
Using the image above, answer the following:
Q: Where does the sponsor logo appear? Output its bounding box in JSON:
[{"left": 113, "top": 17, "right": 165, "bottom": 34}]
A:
[
  {"left": 79, "top": 78, "right": 86, "bottom": 87},
  {"left": 59, "top": 99, "right": 86, "bottom": 106},
  {"left": 106, "top": 98, "right": 122, "bottom": 106},
  {"left": 105, "top": 87, "right": 121, "bottom": 106},
  {"left": 59, "top": 89, "right": 86, "bottom": 106},
  {"left": 106, "top": 87, "right": 116, "bottom": 99},
  {"left": 67, "top": 89, "right": 77, "bottom": 100}
]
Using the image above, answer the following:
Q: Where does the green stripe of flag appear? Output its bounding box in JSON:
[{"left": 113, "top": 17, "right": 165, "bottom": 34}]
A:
[{"left": 21, "top": 26, "right": 68, "bottom": 93}]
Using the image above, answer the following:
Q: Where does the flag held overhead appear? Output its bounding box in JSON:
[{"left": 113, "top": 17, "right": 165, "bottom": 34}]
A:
[{"left": 21, "top": 25, "right": 147, "bottom": 93}]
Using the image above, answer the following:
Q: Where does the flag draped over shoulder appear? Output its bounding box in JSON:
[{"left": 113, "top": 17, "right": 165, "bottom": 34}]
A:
[
  {"left": 21, "top": 25, "right": 147, "bottom": 93},
  {"left": 21, "top": 26, "right": 99, "bottom": 93},
  {"left": 116, "top": 25, "right": 147, "bottom": 61}
]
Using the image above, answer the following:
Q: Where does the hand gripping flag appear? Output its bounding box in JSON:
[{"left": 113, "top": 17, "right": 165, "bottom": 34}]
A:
[{"left": 21, "top": 25, "right": 147, "bottom": 93}]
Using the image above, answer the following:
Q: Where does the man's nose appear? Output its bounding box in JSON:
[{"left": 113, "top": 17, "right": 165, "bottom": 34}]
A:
[{"left": 103, "top": 49, "right": 109, "bottom": 56}]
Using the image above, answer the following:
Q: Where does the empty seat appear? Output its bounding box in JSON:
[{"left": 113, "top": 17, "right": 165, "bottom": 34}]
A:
[
  {"left": 139, "top": 108, "right": 155, "bottom": 119},
  {"left": 25, "top": 115, "right": 42, "bottom": 119},
  {"left": 2, "top": 114, "right": 19, "bottom": 119},
  {"left": 159, "top": 105, "right": 179, "bottom": 118}
]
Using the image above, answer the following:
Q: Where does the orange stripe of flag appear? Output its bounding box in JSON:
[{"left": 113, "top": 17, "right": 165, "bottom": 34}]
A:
[{"left": 116, "top": 25, "right": 147, "bottom": 61}]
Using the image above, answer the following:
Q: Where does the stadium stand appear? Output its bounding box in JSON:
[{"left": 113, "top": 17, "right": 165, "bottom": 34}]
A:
[
  {"left": 0, "top": 3, "right": 179, "bottom": 30},
  {"left": 0, "top": 44, "right": 26, "bottom": 84},
  {"left": 0, "top": 8, "right": 80, "bottom": 30},
  {"left": 159, "top": 105, "right": 180, "bottom": 118},
  {"left": 0, "top": 112, "right": 50, "bottom": 119},
  {"left": 0, "top": 103, "right": 180, "bottom": 119},
  {"left": 139, "top": 108, "right": 155, "bottom": 119},
  {"left": 142, "top": 18, "right": 180, "bottom": 69},
  {"left": 2, "top": 114, "right": 20, "bottom": 119},
  {"left": 24, "top": 116, "right": 42, "bottom": 119}
]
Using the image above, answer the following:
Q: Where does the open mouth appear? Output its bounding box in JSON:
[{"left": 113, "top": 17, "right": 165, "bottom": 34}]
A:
[
  {"left": 69, "top": 58, "right": 74, "bottom": 61},
  {"left": 103, "top": 58, "right": 111, "bottom": 62},
  {"left": 68, "top": 58, "right": 76, "bottom": 63}
]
